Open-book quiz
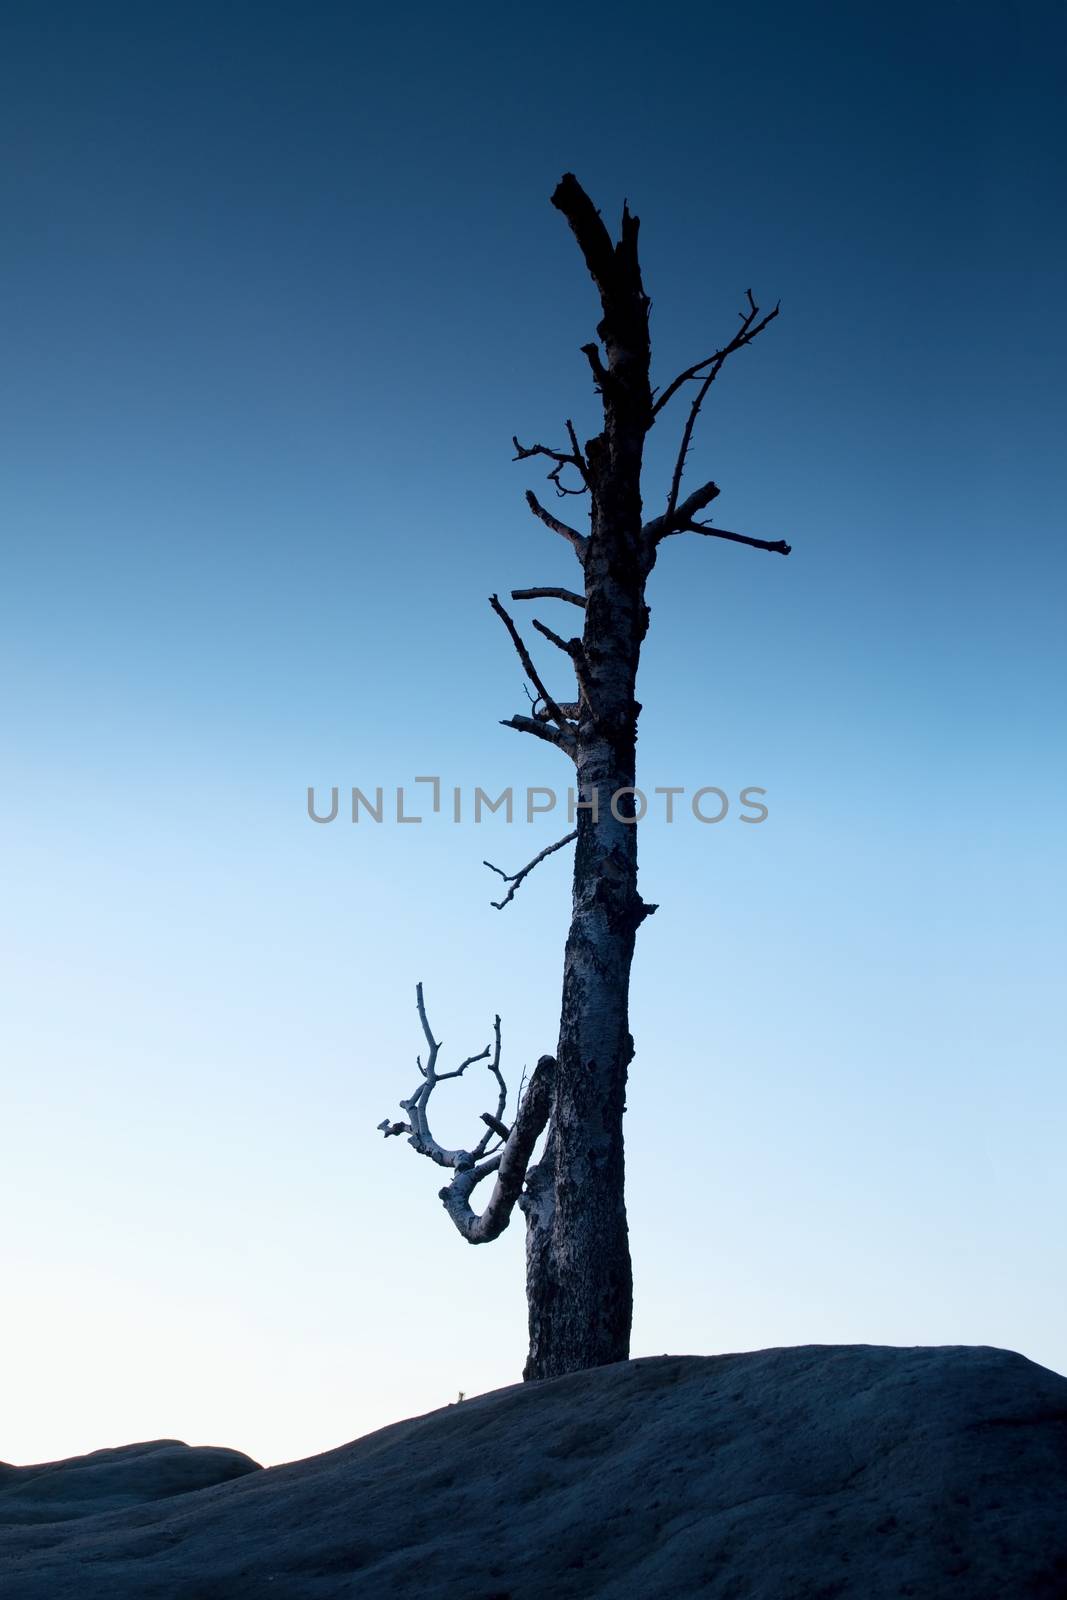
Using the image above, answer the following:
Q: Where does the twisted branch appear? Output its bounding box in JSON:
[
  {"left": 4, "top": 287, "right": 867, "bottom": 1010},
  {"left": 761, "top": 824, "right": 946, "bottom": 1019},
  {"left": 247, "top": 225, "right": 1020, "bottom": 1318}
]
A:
[
  {"left": 513, "top": 434, "right": 589, "bottom": 498},
  {"left": 441, "top": 1055, "right": 556, "bottom": 1242},
  {"left": 378, "top": 985, "right": 555, "bottom": 1245}
]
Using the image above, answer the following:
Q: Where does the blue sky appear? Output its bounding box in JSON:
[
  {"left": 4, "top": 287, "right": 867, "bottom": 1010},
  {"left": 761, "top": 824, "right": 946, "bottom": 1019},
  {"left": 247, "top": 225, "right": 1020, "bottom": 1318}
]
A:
[{"left": 2, "top": 0, "right": 1064, "bottom": 1466}]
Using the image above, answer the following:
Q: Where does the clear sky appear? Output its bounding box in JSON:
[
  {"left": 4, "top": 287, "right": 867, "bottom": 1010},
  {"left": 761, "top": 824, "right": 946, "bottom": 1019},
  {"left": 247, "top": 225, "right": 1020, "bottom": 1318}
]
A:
[{"left": 2, "top": 1, "right": 1064, "bottom": 1468}]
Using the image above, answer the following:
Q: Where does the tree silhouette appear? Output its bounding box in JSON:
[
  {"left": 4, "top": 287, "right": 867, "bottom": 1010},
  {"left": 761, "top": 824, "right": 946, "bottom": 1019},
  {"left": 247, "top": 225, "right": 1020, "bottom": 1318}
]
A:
[{"left": 381, "top": 174, "right": 789, "bottom": 1381}]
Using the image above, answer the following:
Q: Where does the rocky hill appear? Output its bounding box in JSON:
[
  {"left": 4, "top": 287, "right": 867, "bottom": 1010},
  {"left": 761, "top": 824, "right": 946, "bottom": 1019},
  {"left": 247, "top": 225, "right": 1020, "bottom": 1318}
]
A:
[{"left": 2, "top": 1344, "right": 1065, "bottom": 1597}]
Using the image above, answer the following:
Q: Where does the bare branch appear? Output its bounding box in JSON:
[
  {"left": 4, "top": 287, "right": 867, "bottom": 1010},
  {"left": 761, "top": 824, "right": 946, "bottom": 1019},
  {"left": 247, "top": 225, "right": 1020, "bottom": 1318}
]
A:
[
  {"left": 439, "top": 1054, "right": 556, "bottom": 1243},
  {"left": 523, "top": 490, "right": 588, "bottom": 560},
  {"left": 513, "top": 435, "right": 589, "bottom": 498},
  {"left": 380, "top": 986, "right": 556, "bottom": 1247},
  {"left": 661, "top": 292, "right": 779, "bottom": 535},
  {"left": 511, "top": 436, "right": 574, "bottom": 470},
  {"left": 531, "top": 617, "right": 581, "bottom": 658},
  {"left": 643, "top": 479, "right": 720, "bottom": 543},
  {"left": 666, "top": 520, "right": 792, "bottom": 557},
  {"left": 434, "top": 1046, "right": 492, "bottom": 1083},
  {"left": 532, "top": 701, "right": 580, "bottom": 722},
  {"left": 531, "top": 618, "right": 594, "bottom": 717},
  {"left": 664, "top": 372, "right": 712, "bottom": 529},
  {"left": 511, "top": 587, "right": 587, "bottom": 609},
  {"left": 490, "top": 593, "right": 571, "bottom": 731},
  {"left": 484, "top": 829, "right": 578, "bottom": 910},
  {"left": 652, "top": 295, "right": 781, "bottom": 419},
  {"left": 470, "top": 1014, "right": 508, "bottom": 1161},
  {"left": 499, "top": 715, "right": 576, "bottom": 757},
  {"left": 381, "top": 983, "right": 498, "bottom": 1170},
  {"left": 564, "top": 420, "right": 590, "bottom": 483}
]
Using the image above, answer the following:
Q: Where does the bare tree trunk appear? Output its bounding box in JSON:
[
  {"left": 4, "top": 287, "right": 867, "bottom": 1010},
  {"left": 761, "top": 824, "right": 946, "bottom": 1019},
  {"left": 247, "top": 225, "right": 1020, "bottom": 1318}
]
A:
[
  {"left": 523, "top": 765, "right": 646, "bottom": 1376},
  {"left": 521, "top": 179, "right": 656, "bottom": 1379},
  {"left": 380, "top": 172, "right": 788, "bottom": 1385}
]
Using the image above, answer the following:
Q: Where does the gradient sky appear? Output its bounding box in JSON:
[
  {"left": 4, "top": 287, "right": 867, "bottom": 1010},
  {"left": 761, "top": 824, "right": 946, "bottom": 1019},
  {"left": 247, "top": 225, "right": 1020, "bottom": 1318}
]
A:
[{"left": 2, "top": 1, "right": 1065, "bottom": 1468}]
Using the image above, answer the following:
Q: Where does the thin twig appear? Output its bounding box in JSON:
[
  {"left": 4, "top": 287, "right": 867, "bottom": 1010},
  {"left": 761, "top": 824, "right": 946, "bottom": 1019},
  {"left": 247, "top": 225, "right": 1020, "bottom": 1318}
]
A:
[
  {"left": 484, "top": 830, "right": 578, "bottom": 910},
  {"left": 652, "top": 295, "right": 780, "bottom": 419},
  {"left": 662, "top": 292, "right": 779, "bottom": 532}
]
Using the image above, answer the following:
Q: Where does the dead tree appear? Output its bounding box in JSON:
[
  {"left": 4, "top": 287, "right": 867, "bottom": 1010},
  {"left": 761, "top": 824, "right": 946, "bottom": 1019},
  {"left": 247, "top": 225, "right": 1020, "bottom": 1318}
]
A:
[{"left": 380, "top": 174, "right": 790, "bottom": 1381}]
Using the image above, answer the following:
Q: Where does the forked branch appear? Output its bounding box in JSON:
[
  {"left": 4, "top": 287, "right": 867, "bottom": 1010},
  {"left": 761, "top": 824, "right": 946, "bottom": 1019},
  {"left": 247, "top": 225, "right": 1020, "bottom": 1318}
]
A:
[
  {"left": 378, "top": 985, "right": 555, "bottom": 1245},
  {"left": 513, "top": 433, "right": 590, "bottom": 498},
  {"left": 643, "top": 478, "right": 720, "bottom": 542},
  {"left": 441, "top": 1054, "right": 555, "bottom": 1242},
  {"left": 484, "top": 829, "right": 578, "bottom": 910},
  {"left": 490, "top": 593, "right": 573, "bottom": 732},
  {"left": 663, "top": 290, "right": 778, "bottom": 529},
  {"left": 653, "top": 291, "right": 781, "bottom": 420}
]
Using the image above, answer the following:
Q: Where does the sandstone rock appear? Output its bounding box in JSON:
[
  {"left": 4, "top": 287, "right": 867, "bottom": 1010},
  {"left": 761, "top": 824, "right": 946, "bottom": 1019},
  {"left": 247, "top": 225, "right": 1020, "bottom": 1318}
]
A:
[
  {"left": 0, "top": 1438, "right": 260, "bottom": 1526},
  {"left": 1, "top": 1345, "right": 1064, "bottom": 1597}
]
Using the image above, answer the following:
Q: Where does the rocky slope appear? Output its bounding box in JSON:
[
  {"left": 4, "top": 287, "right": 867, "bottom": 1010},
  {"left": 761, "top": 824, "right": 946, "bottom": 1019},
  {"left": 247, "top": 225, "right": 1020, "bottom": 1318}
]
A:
[
  {"left": 1, "top": 1344, "right": 1065, "bottom": 1598},
  {"left": 0, "top": 1438, "right": 260, "bottom": 1526}
]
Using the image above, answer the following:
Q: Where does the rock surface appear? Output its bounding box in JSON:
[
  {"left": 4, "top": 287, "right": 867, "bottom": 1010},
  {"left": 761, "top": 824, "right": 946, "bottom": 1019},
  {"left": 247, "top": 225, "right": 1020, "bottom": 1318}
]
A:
[
  {"left": 0, "top": 1439, "right": 261, "bottom": 1526},
  {"left": 1, "top": 1345, "right": 1065, "bottom": 1598}
]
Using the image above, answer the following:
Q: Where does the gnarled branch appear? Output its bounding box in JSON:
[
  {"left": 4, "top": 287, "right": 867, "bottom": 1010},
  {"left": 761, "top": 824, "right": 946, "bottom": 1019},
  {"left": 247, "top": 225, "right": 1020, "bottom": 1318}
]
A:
[
  {"left": 378, "top": 984, "right": 555, "bottom": 1245},
  {"left": 513, "top": 434, "right": 589, "bottom": 498},
  {"left": 441, "top": 1054, "right": 556, "bottom": 1242},
  {"left": 377, "top": 984, "right": 497, "bottom": 1167}
]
